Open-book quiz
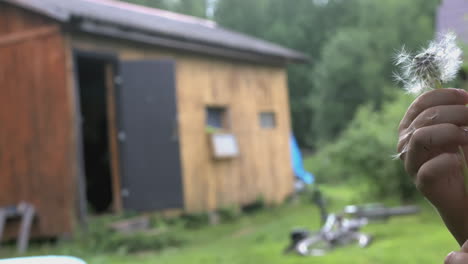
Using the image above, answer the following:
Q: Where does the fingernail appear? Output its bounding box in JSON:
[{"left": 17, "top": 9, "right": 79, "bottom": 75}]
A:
[
  {"left": 445, "top": 251, "right": 455, "bottom": 264},
  {"left": 462, "top": 127, "right": 468, "bottom": 133}
]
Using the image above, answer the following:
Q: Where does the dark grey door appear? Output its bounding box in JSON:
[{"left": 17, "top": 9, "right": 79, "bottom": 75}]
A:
[{"left": 118, "top": 59, "right": 183, "bottom": 211}]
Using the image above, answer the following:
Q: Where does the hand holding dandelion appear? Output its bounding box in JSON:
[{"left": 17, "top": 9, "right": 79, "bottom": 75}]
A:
[{"left": 394, "top": 32, "right": 468, "bottom": 193}]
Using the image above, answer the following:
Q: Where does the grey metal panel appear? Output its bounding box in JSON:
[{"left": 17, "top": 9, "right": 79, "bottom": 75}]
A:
[
  {"left": 71, "top": 50, "right": 88, "bottom": 228},
  {"left": 3, "top": 0, "right": 308, "bottom": 62},
  {"left": 118, "top": 59, "right": 183, "bottom": 211}
]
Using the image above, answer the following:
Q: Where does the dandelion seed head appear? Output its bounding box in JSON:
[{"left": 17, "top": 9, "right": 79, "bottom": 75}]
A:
[
  {"left": 392, "top": 72, "right": 404, "bottom": 83},
  {"left": 394, "top": 32, "right": 463, "bottom": 94},
  {"left": 394, "top": 46, "right": 411, "bottom": 66}
]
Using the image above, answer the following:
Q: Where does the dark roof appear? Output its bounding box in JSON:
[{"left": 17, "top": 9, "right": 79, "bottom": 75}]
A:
[
  {"left": 4, "top": 0, "right": 308, "bottom": 64},
  {"left": 437, "top": 0, "right": 468, "bottom": 43}
]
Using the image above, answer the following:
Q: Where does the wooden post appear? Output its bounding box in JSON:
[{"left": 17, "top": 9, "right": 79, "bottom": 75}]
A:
[
  {"left": 69, "top": 43, "right": 88, "bottom": 229},
  {"left": 105, "top": 64, "right": 123, "bottom": 213}
]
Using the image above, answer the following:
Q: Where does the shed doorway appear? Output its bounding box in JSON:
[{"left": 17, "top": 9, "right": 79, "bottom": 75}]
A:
[{"left": 76, "top": 53, "right": 120, "bottom": 214}]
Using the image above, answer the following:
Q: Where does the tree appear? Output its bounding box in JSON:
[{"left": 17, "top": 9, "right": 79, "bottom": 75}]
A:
[
  {"left": 214, "top": 0, "right": 269, "bottom": 37},
  {"left": 306, "top": 92, "right": 417, "bottom": 200},
  {"left": 311, "top": 0, "right": 439, "bottom": 144},
  {"left": 118, "top": 0, "right": 172, "bottom": 10},
  {"left": 312, "top": 28, "right": 382, "bottom": 142},
  {"left": 174, "top": 0, "right": 207, "bottom": 18},
  {"left": 118, "top": 0, "right": 208, "bottom": 18}
]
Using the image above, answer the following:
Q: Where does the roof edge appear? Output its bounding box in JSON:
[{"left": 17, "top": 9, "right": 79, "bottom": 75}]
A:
[
  {"left": 3, "top": 0, "right": 310, "bottom": 64},
  {"left": 77, "top": 20, "right": 308, "bottom": 65}
]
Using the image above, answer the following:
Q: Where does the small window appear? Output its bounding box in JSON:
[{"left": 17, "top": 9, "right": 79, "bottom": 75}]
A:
[
  {"left": 259, "top": 112, "right": 276, "bottom": 129},
  {"left": 206, "top": 106, "right": 227, "bottom": 129}
]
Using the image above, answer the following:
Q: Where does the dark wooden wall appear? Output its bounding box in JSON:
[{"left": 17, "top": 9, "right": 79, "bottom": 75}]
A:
[{"left": 0, "top": 4, "right": 76, "bottom": 237}]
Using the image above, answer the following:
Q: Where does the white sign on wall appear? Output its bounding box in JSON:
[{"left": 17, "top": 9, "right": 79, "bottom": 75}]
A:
[{"left": 210, "top": 133, "right": 239, "bottom": 158}]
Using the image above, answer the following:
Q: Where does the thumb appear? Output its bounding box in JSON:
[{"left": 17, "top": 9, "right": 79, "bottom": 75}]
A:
[
  {"left": 444, "top": 241, "right": 468, "bottom": 264},
  {"left": 445, "top": 252, "right": 468, "bottom": 264}
]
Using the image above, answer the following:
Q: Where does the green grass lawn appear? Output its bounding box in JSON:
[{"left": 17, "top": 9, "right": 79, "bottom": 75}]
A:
[{"left": 1, "top": 186, "right": 459, "bottom": 264}]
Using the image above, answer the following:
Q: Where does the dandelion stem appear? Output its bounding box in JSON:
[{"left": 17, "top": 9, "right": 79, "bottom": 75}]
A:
[{"left": 458, "top": 146, "right": 468, "bottom": 194}]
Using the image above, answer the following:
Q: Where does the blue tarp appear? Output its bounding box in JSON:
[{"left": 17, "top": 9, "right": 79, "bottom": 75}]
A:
[{"left": 290, "top": 135, "right": 314, "bottom": 184}]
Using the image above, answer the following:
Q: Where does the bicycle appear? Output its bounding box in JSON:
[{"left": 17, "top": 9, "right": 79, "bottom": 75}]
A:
[{"left": 285, "top": 189, "right": 420, "bottom": 256}]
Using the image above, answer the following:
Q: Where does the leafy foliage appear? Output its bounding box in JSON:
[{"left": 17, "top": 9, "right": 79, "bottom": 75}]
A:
[
  {"left": 312, "top": 28, "right": 383, "bottom": 142},
  {"left": 74, "top": 217, "right": 185, "bottom": 254},
  {"left": 118, "top": 0, "right": 208, "bottom": 18},
  {"left": 117, "top": 0, "right": 171, "bottom": 10},
  {"left": 180, "top": 212, "right": 210, "bottom": 229},
  {"left": 311, "top": 0, "right": 439, "bottom": 144},
  {"left": 305, "top": 92, "right": 417, "bottom": 200}
]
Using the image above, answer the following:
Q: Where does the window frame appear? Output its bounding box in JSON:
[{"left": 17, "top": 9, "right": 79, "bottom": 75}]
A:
[
  {"left": 259, "top": 111, "right": 276, "bottom": 129},
  {"left": 205, "top": 105, "right": 229, "bottom": 130}
]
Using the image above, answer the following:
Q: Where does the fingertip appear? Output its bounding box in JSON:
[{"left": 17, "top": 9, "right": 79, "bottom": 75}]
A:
[
  {"left": 445, "top": 252, "right": 468, "bottom": 264},
  {"left": 454, "top": 88, "right": 468, "bottom": 103},
  {"left": 440, "top": 88, "right": 468, "bottom": 104}
]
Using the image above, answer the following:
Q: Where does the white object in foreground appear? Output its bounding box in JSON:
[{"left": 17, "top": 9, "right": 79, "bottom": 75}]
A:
[{"left": 0, "top": 256, "right": 86, "bottom": 264}]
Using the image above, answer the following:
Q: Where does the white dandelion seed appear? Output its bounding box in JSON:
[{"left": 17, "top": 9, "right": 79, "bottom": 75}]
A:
[{"left": 394, "top": 32, "right": 463, "bottom": 94}]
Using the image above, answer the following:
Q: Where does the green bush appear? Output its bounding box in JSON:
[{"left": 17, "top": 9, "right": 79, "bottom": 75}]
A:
[
  {"left": 98, "top": 232, "right": 184, "bottom": 254},
  {"left": 305, "top": 92, "right": 416, "bottom": 200},
  {"left": 74, "top": 216, "right": 185, "bottom": 254},
  {"left": 180, "top": 212, "right": 210, "bottom": 229},
  {"left": 218, "top": 206, "right": 241, "bottom": 222},
  {"left": 242, "top": 196, "right": 266, "bottom": 214}
]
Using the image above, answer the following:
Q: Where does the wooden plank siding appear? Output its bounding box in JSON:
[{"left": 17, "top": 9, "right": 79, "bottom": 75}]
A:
[
  {"left": 0, "top": 5, "right": 51, "bottom": 34},
  {"left": 0, "top": 5, "right": 76, "bottom": 237},
  {"left": 72, "top": 33, "right": 294, "bottom": 212}
]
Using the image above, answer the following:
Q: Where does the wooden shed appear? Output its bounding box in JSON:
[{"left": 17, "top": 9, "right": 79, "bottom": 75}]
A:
[{"left": 0, "top": 0, "right": 307, "bottom": 238}]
